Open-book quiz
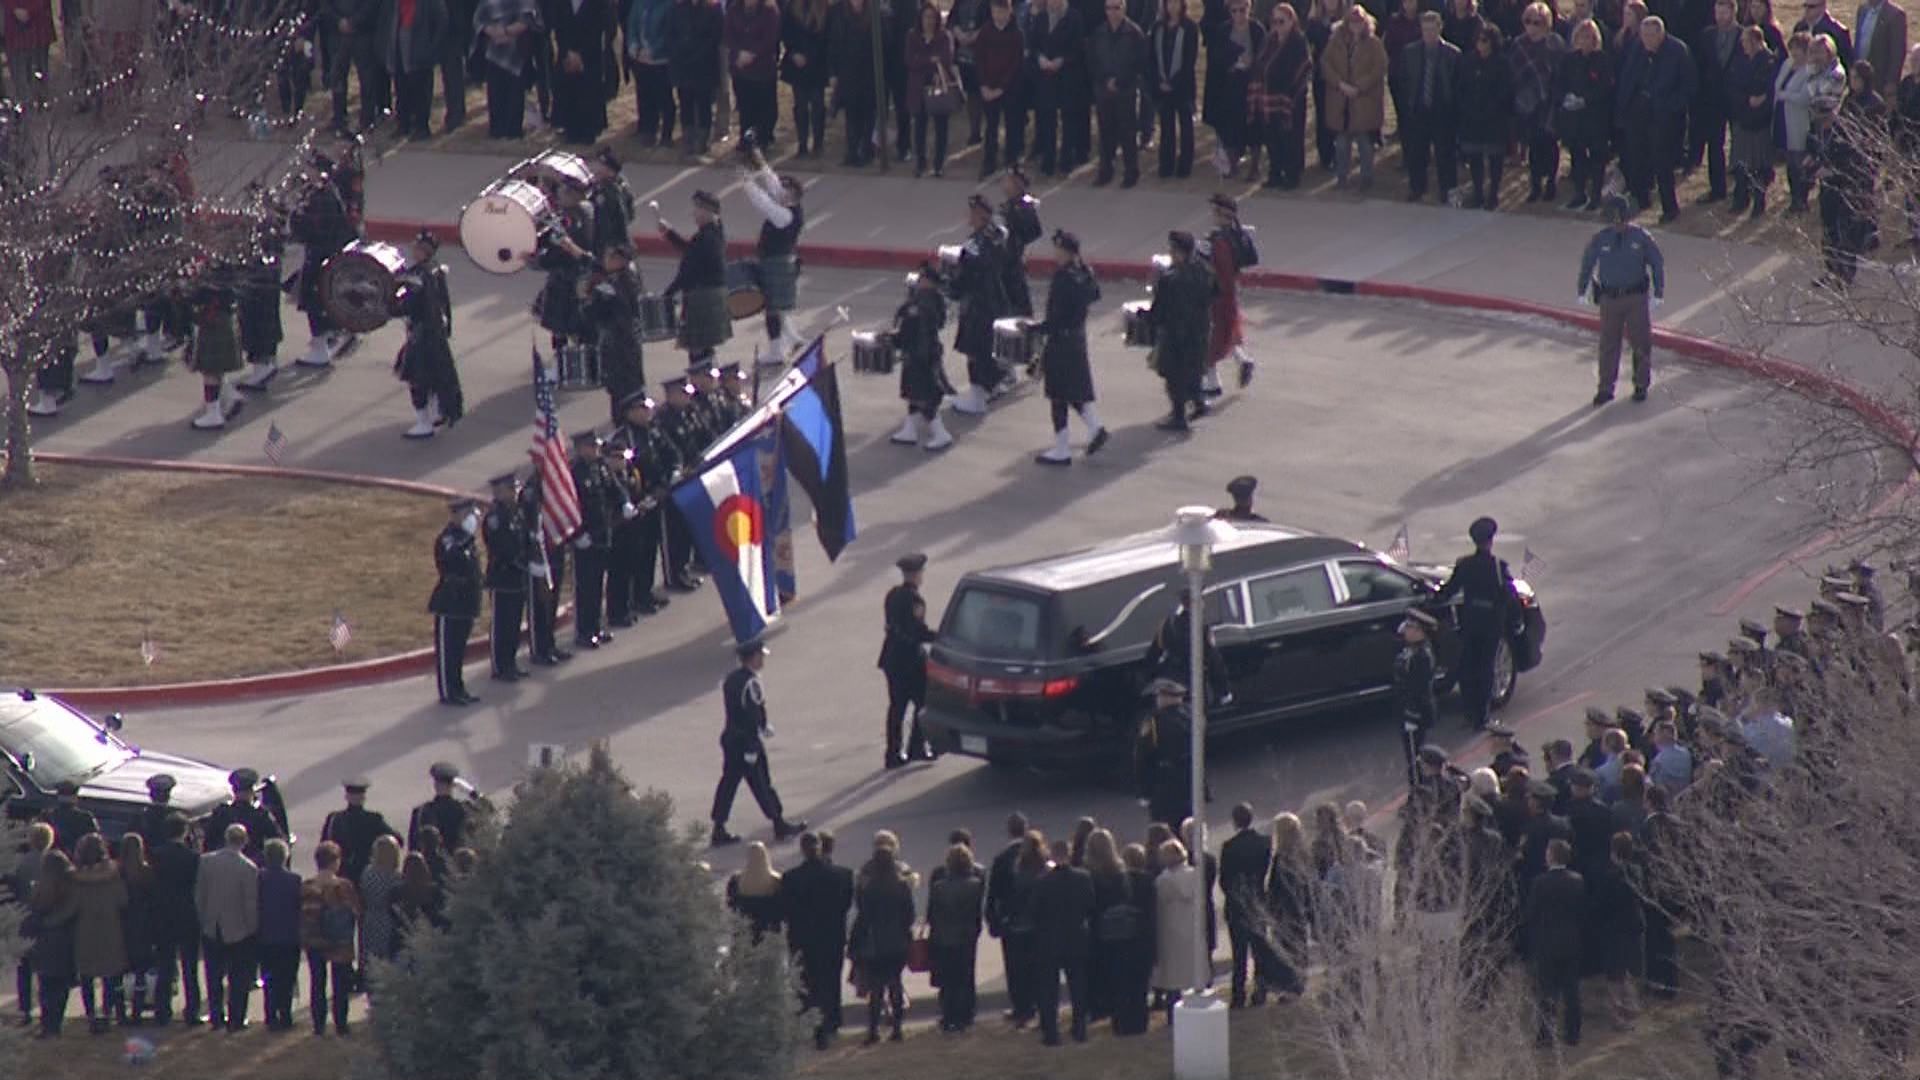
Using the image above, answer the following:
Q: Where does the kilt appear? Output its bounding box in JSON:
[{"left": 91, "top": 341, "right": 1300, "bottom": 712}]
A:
[
  {"left": 189, "top": 314, "right": 243, "bottom": 376},
  {"left": 1040, "top": 329, "right": 1095, "bottom": 404},
  {"left": 678, "top": 287, "right": 733, "bottom": 352},
  {"left": 239, "top": 280, "right": 284, "bottom": 357},
  {"left": 758, "top": 254, "right": 800, "bottom": 312},
  {"left": 536, "top": 273, "right": 585, "bottom": 338},
  {"left": 899, "top": 344, "right": 952, "bottom": 404}
]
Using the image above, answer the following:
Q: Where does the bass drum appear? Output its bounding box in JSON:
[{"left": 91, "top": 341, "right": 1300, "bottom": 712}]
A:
[
  {"left": 459, "top": 179, "right": 550, "bottom": 275},
  {"left": 321, "top": 240, "right": 410, "bottom": 334},
  {"left": 515, "top": 149, "right": 595, "bottom": 192},
  {"left": 724, "top": 260, "right": 767, "bottom": 321}
]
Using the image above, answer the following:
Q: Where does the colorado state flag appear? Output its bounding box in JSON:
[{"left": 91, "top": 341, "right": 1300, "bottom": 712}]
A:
[{"left": 672, "top": 426, "right": 785, "bottom": 643}]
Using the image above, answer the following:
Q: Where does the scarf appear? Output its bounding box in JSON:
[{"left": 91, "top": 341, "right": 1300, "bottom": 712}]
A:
[{"left": 475, "top": 0, "right": 542, "bottom": 75}]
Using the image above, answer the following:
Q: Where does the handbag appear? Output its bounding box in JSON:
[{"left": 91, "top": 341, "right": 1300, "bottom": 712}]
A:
[
  {"left": 925, "top": 61, "right": 962, "bottom": 117},
  {"left": 906, "top": 929, "right": 933, "bottom": 973}
]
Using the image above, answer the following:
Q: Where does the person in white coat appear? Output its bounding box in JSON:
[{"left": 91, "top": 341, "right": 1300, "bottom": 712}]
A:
[{"left": 1151, "top": 838, "right": 1208, "bottom": 1018}]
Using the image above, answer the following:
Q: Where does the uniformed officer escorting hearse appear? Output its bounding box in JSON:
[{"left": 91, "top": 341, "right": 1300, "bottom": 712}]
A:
[
  {"left": 711, "top": 639, "right": 807, "bottom": 848},
  {"left": 1575, "top": 195, "right": 1666, "bottom": 406},
  {"left": 320, "top": 776, "right": 399, "bottom": 886},
  {"left": 203, "top": 768, "right": 283, "bottom": 862},
  {"left": 878, "top": 553, "right": 940, "bottom": 769},
  {"left": 409, "top": 762, "right": 471, "bottom": 852},
  {"left": 430, "top": 497, "right": 484, "bottom": 707}
]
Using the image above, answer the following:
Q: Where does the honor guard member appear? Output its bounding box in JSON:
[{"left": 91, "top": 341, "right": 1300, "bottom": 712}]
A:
[
  {"left": 1436, "top": 516, "right": 1513, "bottom": 730},
  {"left": 741, "top": 151, "right": 807, "bottom": 365},
  {"left": 1134, "top": 678, "right": 1194, "bottom": 830},
  {"left": 203, "top": 768, "right": 283, "bottom": 861},
  {"left": 587, "top": 147, "right": 637, "bottom": 255},
  {"left": 517, "top": 473, "right": 571, "bottom": 667},
  {"left": 1773, "top": 605, "right": 1812, "bottom": 661},
  {"left": 1031, "top": 229, "right": 1109, "bottom": 465},
  {"left": 1144, "top": 230, "right": 1216, "bottom": 432},
  {"left": 135, "top": 774, "right": 180, "bottom": 847},
  {"left": 586, "top": 241, "right": 648, "bottom": 418},
  {"left": 320, "top": 777, "right": 399, "bottom": 884},
  {"left": 1575, "top": 195, "right": 1665, "bottom": 406},
  {"left": 686, "top": 361, "right": 732, "bottom": 441},
  {"left": 1850, "top": 559, "right": 1885, "bottom": 630},
  {"left": 569, "top": 431, "right": 628, "bottom": 649},
  {"left": 717, "top": 363, "right": 753, "bottom": 426},
  {"left": 1204, "top": 194, "right": 1259, "bottom": 392},
  {"left": 1487, "top": 723, "right": 1529, "bottom": 778},
  {"left": 289, "top": 151, "right": 357, "bottom": 369},
  {"left": 409, "top": 762, "right": 471, "bottom": 851},
  {"left": 711, "top": 639, "right": 808, "bottom": 847},
  {"left": 878, "top": 553, "right": 940, "bottom": 768},
  {"left": 1395, "top": 609, "right": 1440, "bottom": 787},
  {"left": 535, "top": 171, "right": 598, "bottom": 355},
  {"left": 1215, "top": 475, "right": 1268, "bottom": 522},
  {"left": 25, "top": 335, "right": 77, "bottom": 418},
  {"left": 947, "top": 194, "right": 1014, "bottom": 414},
  {"left": 41, "top": 780, "right": 100, "bottom": 855},
  {"left": 657, "top": 377, "right": 709, "bottom": 590},
  {"left": 999, "top": 165, "right": 1044, "bottom": 317},
  {"left": 234, "top": 198, "right": 287, "bottom": 393},
  {"left": 430, "top": 497, "right": 484, "bottom": 706},
  {"left": 483, "top": 472, "right": 532, "bottom": 681},
  {"left": 609, "top": 390, "right": 677, "bottom": 622},
  {"left": 398, "top": 229, "right": 464, "bottom": 439},
  {"left": 658, "top": 190, "right": 732, "bottom": 368},
  {"left": 1144, "top": 586, "right": 1231, "bottom": 703},
  {"left": 889, "top": 262, "right": 957, "bottom": 451}
]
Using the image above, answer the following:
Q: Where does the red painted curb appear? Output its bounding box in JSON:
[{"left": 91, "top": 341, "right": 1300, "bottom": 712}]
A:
[{"left": 27, "top": 454, "right": 553, "bottom": 711}]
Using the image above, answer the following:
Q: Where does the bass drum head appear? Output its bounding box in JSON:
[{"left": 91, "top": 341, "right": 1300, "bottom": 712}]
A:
[
  {"left": 459, "top": 179, "right": 547, "bottom": 275},
  {"left": 724, "top": 261, "right": 767, "bottom": 320},
  {"left": 321, "top": 240, "right": 409, "bottom": 334}
]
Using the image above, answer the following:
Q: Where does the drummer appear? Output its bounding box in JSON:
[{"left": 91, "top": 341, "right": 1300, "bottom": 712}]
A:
[
  {"left": 587, "top": 241, "right": 648, "bottom": 420},
  {"left": 289, "top": 151, "right": 357, "bottom": 370},
  {"left": 741, "top": 148, "right": 807, "bottom": 367},
  {"left": 999, "top": 165, "right": 1044, "bottom": 318},
  {"left": 588, "top": 148, "right": 637, "bottom": 255},
  {"left": 536, "top": 170, "right": 598, "bottom": 357},
  {"left": 658, "top": 190, "right": 732, "bottom": 371},
  {"left": 947, "top": 193, "right": 1012, "bottom": 416},
  {"left": 398, "top": 229, "right": 463, "bottom": 440},
  {"left": 1030, "top": 229, "right": 1107, "bottom": 466},
  {"left": 889, "top": 262, "right": 955, "bottom": 452}
]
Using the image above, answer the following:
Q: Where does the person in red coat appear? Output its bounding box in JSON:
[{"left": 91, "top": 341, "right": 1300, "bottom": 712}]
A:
[
  {"left": 1203, "top": 193, "right": 1257, "bottom": 393},
  {"left": 3, "top": 0, "right": 56, "bottom": 104}
]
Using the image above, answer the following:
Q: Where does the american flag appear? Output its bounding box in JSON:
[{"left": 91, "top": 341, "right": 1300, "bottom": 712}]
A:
[
  {"left": 1386, "top": 524, "right": 1411, "bottom": 563},
  {"left": 263, "top": 422, "right": 288, "bottom": 464},
  {"left": 139, "top": 634, "right": 159, "bottom": 666},
  {"left": 1521, "top": 546, "right": 1545, "bottom": 582},
  {"left": 531, "top": 350, "right": 584, "bottom": 547},
  {"left": 329, "top": 613, "right": 352, "bottom": 653}
]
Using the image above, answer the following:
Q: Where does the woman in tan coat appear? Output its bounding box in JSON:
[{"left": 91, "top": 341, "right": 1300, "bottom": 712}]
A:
[
  {"left": 1319, "top": 4, "right": 1388, "bottom": 188},
  {"left": 70, "top": 833, "right": 129, "bottom": 1032}
]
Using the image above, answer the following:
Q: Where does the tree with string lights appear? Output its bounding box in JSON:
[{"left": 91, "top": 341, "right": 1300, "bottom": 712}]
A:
[{"left": 0, "top": 2, "right": 318, "bottom": 490}]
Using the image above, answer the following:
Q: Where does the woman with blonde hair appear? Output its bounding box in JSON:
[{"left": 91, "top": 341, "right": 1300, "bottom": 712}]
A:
[
  {"left": 1263, "top": 813, "right": 1310, "bottom": 995},
  {"left": 726, "top": 841, "right": 785, "bottom": 942},
  {"left": 359, "top": 834, "right": 404, "bottom": 965},
  {"left": 1321, "top": 3, "right": 1389, "bottom": 189},
  {"left": 926, "top": 842, "right": 985, "bottom": 1031},
  {"left": 850, "top": 844, "right": 916, "bottom": 1043},
  {"left": 70, "top": 833, "right": 128, "bottom": 1032},
  {"left": 1090, "top": 829, "right": 1157, "bottom": 1033},
  {"left": 28, "top": 850, "right": 80, "bottom": 1036},
  {"left": 1151, "top": 838, "right": 1207, "bottom": 1020}
]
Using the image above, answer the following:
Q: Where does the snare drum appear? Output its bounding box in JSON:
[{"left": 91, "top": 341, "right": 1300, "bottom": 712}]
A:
[
  {"left": 993, "top": 317, "right": 1043, "bottom": 367},
  {"left": 936, "top": 244, "right": 964, "bottom": 268},
  {"left": 320, "top": 240, "right": 410, "bottom": 333},
  {"left": 1122, "top": 300, "right": 1155, "bottom": 348},
  {"left": 851, "top": 329, "right": 895, "bottom": 374},
  {"left": 637, "top": 293, "right": 680, "bottom": 343},
  {"left": 724, "top": 261, "right": 767, "bottom": 320},
  {"left": 459, "top": 179, "right": 551, "bottom": 275},
  {"left": 556, "top": 343, "right": 602, "bottom": 390}
]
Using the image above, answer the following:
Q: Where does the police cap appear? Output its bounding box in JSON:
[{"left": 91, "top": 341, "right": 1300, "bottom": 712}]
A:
[
  {"left": 1644, "top": 687, "right": 1676, "bottom": 706},
  {"left": 447, "top": 496, "right": 479, "bottom": 513},
  {"left": 1226, "top": 475, "right": 1258, "bottom": 499},
  {"left": 1144, "top": 677, "right": 1187, "bottom": 698},
  {"left": 343, "top": 776, "right": 371, "bottom": 793},
  {"left": 1774, "top": 605, "right": 1804, "bottom": 622},
  {"left": 1810, "top": 598, "right": 1841, "bottom": 619},
  {"left": 572, "top": 430, "right": 601, "bottom": 447},
  {"left": 54, "top": 779, "right": 80, "bottom": 796},
  {"left": 662, "top": 378, "right": 692, "bottom": 397},
  {"left": 146, "top": 773, "right": 177, "bottom": 796},
  {"left": 1416, "top": 744, "right": 1448, "bottom": 766},
  {"left": 228, "top": 768, "right": 260, "bottom": 791},
  {"left": 736, "top": 638, "right": 770, "bottom": 660},
  {"left": 488, "top": 471, "right": 518, "bottom": 490},
  {"left": 1727, "top": 638, "right": 1760, "bottom": 656},
  {"left": 1850, "top": 558, "right": 1876, "bottom": 576},
  {"left": 429, "top": 762, "right": 461, "bottom": 783},
  {"left": 1738, "top": 618, "right": 1769, "bottom": 641},
  {"left": 692, "top": 189, "right": 722, "bottom": 212},
  {"left": 1820, "top": 574, "right": 1852, "bottom": 592},
  {"left": 1468, "top": 516, "right": 1498, "bottom": 544},
  {"left": 1614, "top": 706, "right": 1646, "bottom": 728},
  {"left": 721, "top": 363, "right": 749, "bottom": 384},
  {"left": 1583, "top": 705, "right": 1611, "bottom": 726},
  {"left": 685, "top": 360, "right": 721, "bottom": 379},
  {"left": 617, "top": 389, "right": 657, "bottom": 413},
  {"left": 895, "top": 552, "right": 928, "bottom": 573},
  {"left": 1835, "top": 591, "right": 1871, "bottom": 608},
  {"left": 1526, "top": 780, "right": 1558, "bottom": 801}
]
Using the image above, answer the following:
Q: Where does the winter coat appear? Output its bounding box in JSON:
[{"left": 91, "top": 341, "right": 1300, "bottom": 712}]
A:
[
  {"left": 852, "top": 875, "right": 915, "bottom": 962},
  {"left": 926, "top": 868, "right": 986, "bottom": 948},
  {"left": 3, "top": 0, "right": 56, "bottom": 52},
  {"left": 827, "top": 0, "right": 887, "bottom": 94},
  {"left": 1508, "top": 29, "right": 1565, "bottom": 132},
  {"left": 71, "top": 862, "right": 129, "bottom": 980},
  {"left": 725, "top": 0, "right": 781, "bottom": 82},
  {"left": 1454, "top": 45, "right": 1513, "bottom": 150},
  {"left": 903, "top": 26, "right": 956, "bottom": 112},
  {"left": 1088, "top": 16, "right": 1150, "bottom": 96},
  {"left": 385, "top": 0, "right": 451, "bottom": 73},
  {"left": 973, "top": 15, "right": 1024, "bottom": 90},
  {"left": 1320, "top": 19, "right": 1389, "bottom": 132},
  {"left": 1203, "top": 17, "right": 1262, "bottom": 127},
  {"left": 667, "top": 0, "right": 724, "bottom": 88},
  {"left": 258, "top": 865, "right": 305, "bottom": 948},
  {"left": 1149, "top": 16, "right": 1200, "bottom": 103},
  {"left": 1551, "top": 46, "right": 1614, "bottom": 143},
  {"left": 1727, "top": 44, "right": 1777, "bottom": 131},
  {"left": 780, "top": 1, "right": 832, "bottom": 86},
  {"left": 1151, "top": 862, "right": 1208, "bottom": 991}
]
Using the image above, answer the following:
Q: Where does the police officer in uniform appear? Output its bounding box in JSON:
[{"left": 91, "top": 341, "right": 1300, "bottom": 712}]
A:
[
  {"left": 588, "top": 147, "right": 636, "bottom": 255},
  {"left": 203, "top": 769, "right": 284, "bottom": 861},
  {"left": 711, "top": 640, "right": 808, "bottom": 847},
  {"left": 657, "top": 377, "right": 709, "bottom": 590},
  {"left": 135, "top": 774, "right": 181, "bottom": 847},
  {"left": 587, "top": 241, "right": 647, "bottom": 419},
  {"left": 608, "top": 390, "right": 677, "bottom": 622},
  {"left": 948, "top": 194, "right": 1014, "bottom": 415},
  {"left": 1575, "top": 195, "right": 1666, "bottom": 406},
  {"left": 482, "top": 472, "right": 532, "bottom": 682},
  {"left": 41, "top": 780, "right": 100, "bottom": 855},
  {"left": 878, "top": 553, "right": 940, "bottom": 769},
  {"left": 1145, "top": 230, "right": 1216, "bottom": 432},
  {"left": 518, "top": 474, "right": 571, "bottom": 667},
  {"left": 320, "top": 777, "right": 398, "bottom": 885},
  {"left": 1394, "top": 608, "right": 1440, "bottom": 787},
  {"left": 1134, "top": 677, "right": 1194, "bottom": 830},
  {"left": 1214, "top": 475, "right": 1267, "bottom": 522},
  {"left": 569, "top": 431, "right": 628, "bottom": 649},
  {"left": 1144, "top": 586, "right": 1231, "bottom": 704},
  {"left": 999, "top": 165, "right": 1044, "bottom": 317},
  {"left": 408, "top": 762, "right": 470, "bottom": 851},
  {"left": 1436, "top": 515, "right": 1513, "bottom": 731},
  {"left": 430, "top": 496, "right": 484, "bottom": 706}
]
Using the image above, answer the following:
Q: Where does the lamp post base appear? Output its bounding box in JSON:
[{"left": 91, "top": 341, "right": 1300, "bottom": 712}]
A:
[{"left": 1172, "top": 990, "right": 1230, "bottom": 1080}]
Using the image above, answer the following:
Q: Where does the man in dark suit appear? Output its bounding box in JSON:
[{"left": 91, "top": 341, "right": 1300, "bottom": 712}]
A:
[
  {"left": 1854, "top": 0, "right": 1905, "bottom": 94},
  {"left": 1688, "top": 0, "right": 1743, "bottom": 202},
  {"left": 1794, "top": 0, "right": 1854, "bottom": 64},
  {"left": 1395, "top": 12, "right": 1461, "bottom": 203},
  {"left": 780, "top": 831, "right": 856, "bottom": 1049},
  {"left": 984, "top": 812, "right": 1034, "bottom": 1024},
  {"left": 1615, "top": 16, "right": 1698, "bottom": 223},
  {"left": 1524, "top": 839, "right": 1587, "bottom": 1047},
  {"left": 1218, "top": 802, "right": 1279, "bottom": 1008},
  {"left": 1027, "top": 839, "right": 1095, "bottom": 1045}
]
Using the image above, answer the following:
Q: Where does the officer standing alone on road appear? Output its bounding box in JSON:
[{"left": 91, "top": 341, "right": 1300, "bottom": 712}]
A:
[
  {"left": 409, "top": 763, "right": 471, "bottom": 851},
  {"left": 320, "top": 777, "right": 398, "bottom": 885},
  {"left": 1575, "top": 195, "right": 1665, "bottom": 406},
  {"left": 482, "top": 472, "right": 531, "bottom": 683},
  {"left": 1394, "top": 609, "right": 1440, "bottom": 786},
  {"left": 430, "top": 497, "right": 484, "bottom": 707},
  {"left": 1436, "top": 516, "right": 1513, "bottom": 731},
  {"left": 711, "top": 640, "right": 808, "bottom": 847},
  {"left": 879, "top": 553, "right": 940, "bottom": 769}
]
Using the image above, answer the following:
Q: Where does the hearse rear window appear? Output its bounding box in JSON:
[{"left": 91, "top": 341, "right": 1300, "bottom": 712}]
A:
[{"left": 944, "top": 588, "right": 1046, "bottom": 658}]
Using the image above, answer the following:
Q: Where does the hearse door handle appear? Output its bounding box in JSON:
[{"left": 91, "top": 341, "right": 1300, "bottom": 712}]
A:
[{"left": 1261, "top": 640, "right": 1285, "bottom": 652}]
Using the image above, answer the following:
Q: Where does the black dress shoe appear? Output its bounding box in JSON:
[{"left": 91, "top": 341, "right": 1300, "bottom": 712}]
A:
[
  {"left": 1631, "top": 387, "right": 1648, "bottom": 402},
  {"left": 667, "top": 577, "right": 702, "bottom": 592},
  {"left": 608, "top": 617, "right": 635, "bottom": 628},
  {"left": 774, "top": 818, "right": 809, "bottom": 840},
  {"left": 1592, "top": 389, "right": 1614, "bottom": 407},
  {"left": 710, "top": 826, "right": 743, "bottom": 847},
  {"left": 574, "top": 636, "right": 602, "bottom": 650},
  {"left": 1154, "top": 416, "right": 1191, "bottom": 433},
  {"left": 884, "top": 754, "right": 907, "bottom": 769},
  {"left": 1086, "top": 428, "right": 1109, "bottom": 455},
  {"left": 490, "top": 671, "right": 522, "bottom": 683},
  {"left": 457, "top": 691, "right": 481, "bottom": 705},
  {"left": 594, "top": 632, "right": 615, "bottom": 646},
  {"left": 636, "top": 597, "right": 668, "bottom": 614}
]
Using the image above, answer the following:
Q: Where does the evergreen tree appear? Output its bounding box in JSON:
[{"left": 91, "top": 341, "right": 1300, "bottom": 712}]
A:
[{"left": 370, "top": 746, "right": 803, "bottom": 1080}]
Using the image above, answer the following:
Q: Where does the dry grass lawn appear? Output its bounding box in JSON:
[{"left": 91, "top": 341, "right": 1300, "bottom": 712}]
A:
[{"left": 0, "top": 464, "right": 444, "bottom": 687}]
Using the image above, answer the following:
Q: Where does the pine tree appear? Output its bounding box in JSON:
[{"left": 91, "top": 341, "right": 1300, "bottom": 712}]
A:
[{"left": 369, "top": 746, "right": 804, "bottom": 1080}]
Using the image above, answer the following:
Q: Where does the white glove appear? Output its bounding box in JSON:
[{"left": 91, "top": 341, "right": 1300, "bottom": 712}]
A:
[
  {"left": 1403, "top": 721, "right": 1420, "bottom": 733},
  {"left": 573, "top": 536, "right": 590, "bottom": 550},
  {"left": 622, "top": 502, "right": 638, "bottom": 520},
  {"left": 532, "top": 563, "right": 551, "bottom": 582},
  {"left": 1575, "top": 292, "right": 1590, "bottom": 306},
  {"left": 762, "top": 725, "right": 775, "bottom": 739},
  {"left": 1137, "top": 798, "right": 1151, "bottom": 808},
  {"left": 1651, "top": 295, "right": 1665, "bottom": 310}
]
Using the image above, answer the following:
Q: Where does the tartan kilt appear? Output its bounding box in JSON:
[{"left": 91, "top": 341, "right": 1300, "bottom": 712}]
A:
[
  {"left": 239, "top": 282, "right": 284, "bottom": 357},
  {"left": 677, "top": 287, "right": 733, "bottom": 351},
  {"left": 758, "top": 254, "right": 800, "bottom": 312},
  {"left": 188, "top": 315, "right": 244, "bottom": 376}
]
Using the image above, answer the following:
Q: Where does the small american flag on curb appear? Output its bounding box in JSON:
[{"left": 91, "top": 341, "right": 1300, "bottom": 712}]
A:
[
  {"left": 1521, "top": 546, "right": 1545, "bottom": 582},
  {"left": 263, "top": 423, "right": 288, "bottom": 464},
  {"left": 1386, "top": 524, "right": 1411, "bottom": 562},
  {"left": 329, "top": 613, "right": 352, "bottom": 653},
  {"left": 139, "top": 634, "right": 159, "bottom": 666}
]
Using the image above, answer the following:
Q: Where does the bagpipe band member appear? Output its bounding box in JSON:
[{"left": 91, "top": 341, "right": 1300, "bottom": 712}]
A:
[
  {"left": 1144, "top": 229, "right": 1215, "bottom": 433},
  {"left": 741, "top": 157, "right": 807, "bottom": 366},
  {"left": 186, "top": 268, "right": 248, "bottom": 432},
  {"left": 998, "top": 164, "right": 1044, "bottom": 317},
  {"left": 290, "top": 151, "right": 357, "bottom": 369},
  {"left": 24, "top": 336, "right": 79, "bottom": 419},
  {"left": 396, "top": 229, "right": 463, "bottom": 439},
  {"left": 235, "top": 200, "right": 288, "bottom": 393},
  {"left": 535, "top": 173, "right": 598, "bottom": 353},
  {"left": 586, "top": 241, "right": 648, "bottom": 420},
  {"left": 1031, "top": 228, "right": 1108, "bottom": 465},
  {"left": 587, "top": 147, "right": 637, "bottom": 255},
  {"left": 658, "top": 189, "right": 732, "bottom": 366},
  {"left": 75, "top": 172, "right": 144, "bottom": 388},
  {"left": 946, "top": 192, "right": 1012, "bottom": 416},
  {"left": 1202, "top": 192, "right": 1256, "bottom": 393},
  {"left": 889, "top": 262, "right": 956, "bottom": 451}
]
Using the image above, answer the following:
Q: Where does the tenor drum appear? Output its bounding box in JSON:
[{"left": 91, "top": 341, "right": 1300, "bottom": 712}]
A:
[
  {"left": 1122, "top": 300, "right": 1155, "bottom": 348},
  {"left": 637, "top": 293, "right": 680, "bottom": 343},
  {"left": 556, "top": 343, "right": 602, "bottom": 390},
  {"left": 724, "top": 261, "right": 767, "bottom": 321},
  {"left": 993, "top": 317, "right": 1043, "bottom": 366},
  {"left": 320, "top": 240, "right": 409, "bottom": 334},
  {"left": 459, "top": 179, "right": 551, "bottom": 275},
  {"left": 936, "top": 244, "right": 964, "bottom": 268},
  {"left": 851, "top": 329, "right": 895, "bottom": 374},
  {"left": 514, "top": 149, "right": 594, "bottom": 192}
]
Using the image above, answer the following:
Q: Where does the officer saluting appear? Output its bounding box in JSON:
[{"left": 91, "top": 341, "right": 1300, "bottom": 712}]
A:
[
  {"left": 1576, "top": 195, "right": 1665, "bottom": 406},
  {"left": 1214, "top": 475, "right": 1268, "bottom": 522},
  {"left": 570, "top": 430, "right": 630, "bottom": 650},
  {"left": 203, "top": 768, "right": 283, "bottom": 861},
  {"left": 320, "top": 777, "right": 398, "bottom": 884},
  {"left": 430, "top": 497, "right": 484, "bottom": 707},
  {"left": 1435, "top": 516, "right": 1514, "bottom": 731},
  {"left": 711, "top": 639, "right": 808, "bottom": 847},
  {"left": 482, "top": 473, "right": 532, "bottom": 683},
  {"left": 135, "top": 774, "right": 180, "bottom": 847},
  {"left": 878, "top": 553, "right": 940, "bottom": 769},
  {"left": 409, "top": 762, "right": 470, "bottom": 852},
  {"left": 1134, "top": 678, "right": 1194, "bottom": 830},
  {"left": 1394, "top": 608, "right": 1440, "bottom": 786}
]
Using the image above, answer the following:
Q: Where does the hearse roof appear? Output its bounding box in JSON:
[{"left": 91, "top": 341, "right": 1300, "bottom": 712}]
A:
[{"left": 971, "top": 523, "right": 1367, "bottom": 594}]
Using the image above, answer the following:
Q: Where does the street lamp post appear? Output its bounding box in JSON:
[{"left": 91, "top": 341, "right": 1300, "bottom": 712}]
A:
[{"left": 1170, "top": 506, "right": 1234, "bottom": 1080}]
